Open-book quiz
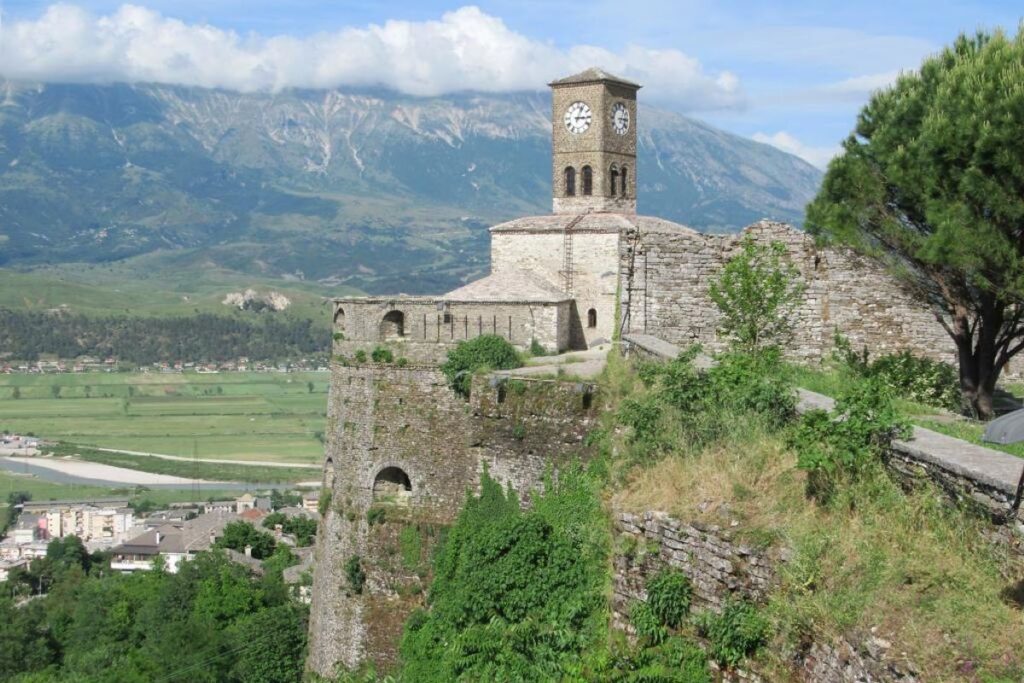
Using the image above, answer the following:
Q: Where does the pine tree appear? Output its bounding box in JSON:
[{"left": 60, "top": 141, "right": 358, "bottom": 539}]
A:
[{"left": 807, "top": 27, "right": 1024, "bottom": 418}]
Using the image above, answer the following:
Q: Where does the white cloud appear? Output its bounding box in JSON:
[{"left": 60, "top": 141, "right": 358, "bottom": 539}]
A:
[
  {"left": 0, "top": 4, "right": 744, "bottom": 110},
  {"left": 751, "top": 131, "right": 839, "bottom": 169},
  {"left": 821, "top": 70, "right": 901, "bottom": 98}
]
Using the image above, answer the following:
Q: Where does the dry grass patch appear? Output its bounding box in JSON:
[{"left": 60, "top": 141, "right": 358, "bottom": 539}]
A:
[{"left": 612, "top": 438, "right": 1024, "bottom": 680}]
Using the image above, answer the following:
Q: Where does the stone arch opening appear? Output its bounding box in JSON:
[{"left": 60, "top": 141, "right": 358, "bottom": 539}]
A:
[
  {"left": 564, "top": 166, "right": 576, "bottom": 197},
  {"left": 581, "top": 166, "right": 593, "bottom": 196},
  {"left": 587, "top": 308, "right": 597, "bottom": 328},
  {"left": 609, "top": 164, "right": 619, "bottom": 197},
  {"left": 323, "top": 457, "right": 335, "bottom": 489},
  {"left": 373, "top": 466, "right": 412, "bottom": 505},
  {"left": 333, "top": 307, "right": 345, "bottom": 336},
  {"left": 620, "top": 166, "right": 628, "bottom": 197},
  {"left": 380, "top": 310, "right": 405, "bottom": 340}
]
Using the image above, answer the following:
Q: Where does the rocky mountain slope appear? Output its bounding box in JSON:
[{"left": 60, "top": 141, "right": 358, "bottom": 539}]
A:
[{"left": 0, "top": 80, "right": 821, "bottom": 294}]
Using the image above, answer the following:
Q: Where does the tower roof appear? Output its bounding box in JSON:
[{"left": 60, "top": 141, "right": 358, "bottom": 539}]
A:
[{"left": 548, "top": 67, "right": 641, "bottom": 89}]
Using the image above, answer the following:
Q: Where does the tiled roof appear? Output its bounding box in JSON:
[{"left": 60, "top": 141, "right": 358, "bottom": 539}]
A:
[{"left": 443, "top": 270, "right": 569, "bottom": 303}]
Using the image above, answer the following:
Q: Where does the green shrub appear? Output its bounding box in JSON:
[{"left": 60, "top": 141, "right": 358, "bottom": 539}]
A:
[
  {"left": 399, "top": 526, "right": 423, "bottom": 571},
  {"left": 396, "top": 357, "right": 409, "bottom": 368},
  {"left": 332, "top": 331, "right": 345, "bottom": 341},
  {"left": 371, "top": 346, "right": 394, "bottom": 363},
  {"left": 646, "top": 570, "right": 693, "bottom": 629},
  {"left": 708, "top": 236, "right": 804, "bottom": 355},
  {"left": 832, "top": 332, "right": 961, "bottom": 411},
  {"left": 345, "top": 555, "right": 366, "bottom": 595},
  {"left": 529, "top": 338, "right": 548, "bottom": 357},
  {"left": 318, "top": 489, "right": 331, "bottom": 517},
  {"left": 441, "top": 335, "right": 523, "bottom": 397},
  {"left": 789, "top": 377, "right": 910, "bottom": 501},
  {"left": 366, "top": 507, "right": 386, "bottom": 526},
  {"left": 354, "top": 349, "right": 367, "bottom": 364},
  {"left": 695, "top": 601, "right": 769, "bottom": 668},
  {"left": 630, "top": 601, "right": 668, "bottom": 645}
]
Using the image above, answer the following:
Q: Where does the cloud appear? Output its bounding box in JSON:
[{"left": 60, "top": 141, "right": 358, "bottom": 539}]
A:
[
  {"left": 0, "top": 4, "right": 744, "bottom": 110},
  {"left": 821, "top": 70, "right": 901, "bottom": 98},
  {"left": 751, "top": 131, "right": 839, "bottom": 169}
]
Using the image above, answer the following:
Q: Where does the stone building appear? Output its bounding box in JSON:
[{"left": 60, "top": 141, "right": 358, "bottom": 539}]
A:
[{"left": 308, "top": 67, "right": 965, "bottom": 676}]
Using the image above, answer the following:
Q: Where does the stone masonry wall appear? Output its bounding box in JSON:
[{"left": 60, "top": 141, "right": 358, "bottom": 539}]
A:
[
  {"left": 307, "top": 364, "right": 601, "bottom": 676},
  {"left": 332, "top": 297, "right": 570, "bottom": 364},
  {"left": 613, "top": 511, "right": 920, "bottom": 682},
  {"left": 619, "top": 220, "right": 984, "bottom": 372}
]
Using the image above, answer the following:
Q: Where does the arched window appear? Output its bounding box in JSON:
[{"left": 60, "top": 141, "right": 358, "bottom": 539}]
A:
[
  {"left": 323, "top": 457, "right": 335, "bottom": 490},
  {"left": 373, "top": 466, "right": 412, "bottom": 504},
  {"left": 380, "top": 310, "right": 405, "bottom": 340},
  {"left": 587, "top": 308, "right": 597, "bottom": 328},
  {"left": 620, "top": 166, "right": 628, "bottom": 197},
  {"left": 581, "top": 166, "right": 593, "bottom": 196},
  {"left": 609, "top": 164, "right": 619, "bottom": 197},
  {"left": 333, "top": 307, "right": 345, "bottom": 335},
  {"left": 564, "top": 167, "right": 576, "bottom": 197}
]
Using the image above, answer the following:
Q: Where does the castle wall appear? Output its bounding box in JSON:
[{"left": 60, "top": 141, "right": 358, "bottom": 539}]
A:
[
  {"left": 332, "top": 297, "right": 570, "bottom": 363},
  {"left": 491, "top": 230, "right": 620, "bottom": 347},
  {"left": 620, "top": 221, "right": 967, "bottom": 370},
  {"left": 308, "top": 364, "right": 601, "bottom": 676}
]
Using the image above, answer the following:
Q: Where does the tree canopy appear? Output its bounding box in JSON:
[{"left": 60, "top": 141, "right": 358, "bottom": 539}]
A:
[{"left": 806, "top": 27, "right": 1024, "bottom": 417}]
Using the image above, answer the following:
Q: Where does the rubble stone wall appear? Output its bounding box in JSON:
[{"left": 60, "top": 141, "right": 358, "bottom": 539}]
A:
[
  {"left": 307, "top": 364, "right": 601, "bottom": 676},
  {"left": 619, "top": 220, "right": 993, "bottom": 373}
]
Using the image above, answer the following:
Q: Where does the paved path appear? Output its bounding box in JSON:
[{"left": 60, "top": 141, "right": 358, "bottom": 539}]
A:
[{"left": 93, "top": 447, "right": 321, "bottom": 469}]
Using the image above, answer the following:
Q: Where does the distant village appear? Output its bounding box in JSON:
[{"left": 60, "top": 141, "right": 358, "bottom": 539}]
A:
[
  {"left": 1, "top": 490, "right": 322, "bottom": 600},
  {"left": 1, "top": 356, "right": 330, "bottom": 375}
]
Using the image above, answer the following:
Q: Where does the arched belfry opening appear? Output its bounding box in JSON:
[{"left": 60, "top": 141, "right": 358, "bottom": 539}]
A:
[
  {"left": 380, "top": 310, "right": 405, "bottom": 340},
  {"left": 620, "top": 166, "right": 628, "bottom": 197},
  {"left": 564, "top": 167, "right": 576, "bottom": 196},
  {"left": 609, "top": 164, "right": 619, "bottom": 196},
  {"left": 581, "top": 166, "right": 593, "bottom": 196},
  {"left": 373, "top": 466, "right": 412, "bottom": 505},
  {"left": 587, "top": 308, "right": 597, "bottom": 328},
  {"left": 333, "top": 307, "right": 345, "bottom": 333}
]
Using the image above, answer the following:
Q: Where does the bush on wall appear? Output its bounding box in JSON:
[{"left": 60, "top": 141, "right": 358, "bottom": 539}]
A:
[{"left": 441, "top": 335, "right": 523, "bottom": 397}]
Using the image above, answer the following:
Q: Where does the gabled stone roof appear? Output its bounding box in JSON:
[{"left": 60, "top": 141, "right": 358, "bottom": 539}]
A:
[
  {"left": 549, "top": 67, "right": 641, "bottom": 89},
  {"left": 442, "top": 269, "right": 569, "bottom": 303}
]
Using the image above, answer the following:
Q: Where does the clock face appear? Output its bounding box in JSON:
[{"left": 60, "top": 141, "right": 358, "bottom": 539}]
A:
[
  {"left": 612, "top": 102, "right": 630, "bottom": 135},
  {"left": 564, "top": 101, "right": 592, "bottom": 134}
]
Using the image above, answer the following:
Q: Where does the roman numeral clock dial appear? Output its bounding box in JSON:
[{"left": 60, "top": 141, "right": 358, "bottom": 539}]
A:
[{"left": 564, "top": 101, "right": 592, "bottom": 134}]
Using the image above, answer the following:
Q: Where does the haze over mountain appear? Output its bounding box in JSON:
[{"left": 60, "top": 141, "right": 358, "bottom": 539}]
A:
[{"left": 0, "top": 80, "right": 821, "bottom": 294}]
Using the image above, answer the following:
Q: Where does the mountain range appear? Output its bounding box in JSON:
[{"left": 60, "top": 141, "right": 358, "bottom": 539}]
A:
[{"left": 0, "top": 80, "right": 822, "bottom": 295}]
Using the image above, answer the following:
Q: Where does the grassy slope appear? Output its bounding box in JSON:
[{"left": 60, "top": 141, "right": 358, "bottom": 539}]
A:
[
  {"left": 602, "top": 355, "right": 1024, "bottom": 681},
  {"left": 0, "top": 259, "right": 364, "bottom": 320},
  {"left": 0, "top": 371, "right": 329, "bottom": 464}
]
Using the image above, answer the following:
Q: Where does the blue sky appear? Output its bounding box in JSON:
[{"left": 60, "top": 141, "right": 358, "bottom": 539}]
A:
[{"left": 1, "top": 1, "right": 1020, "bottom": 167}]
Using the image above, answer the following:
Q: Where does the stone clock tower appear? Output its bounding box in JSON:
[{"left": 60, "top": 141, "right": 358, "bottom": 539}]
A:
[{"left": 549, "top": 68, "right": 640, "bottom": 215}]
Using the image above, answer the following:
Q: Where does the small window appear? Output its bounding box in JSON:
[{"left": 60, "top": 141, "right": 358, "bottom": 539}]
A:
[
  {"left": 620, "top": 166, "right": 628, "bottom": 197},
  {"left": 564, "top": 167, "right": 576, "bottom": 197},
  {"left": 609, "top": 164, "right": 619, "bottom": 197},
  {"left": 443, "top": 312, "right": 453, "bottom": 324},
  {"left": 587, "top": 308, "right": 597, "bottom": 328},
  {"left": 581, "top": 166, "right": 593, "bottom": 196}
]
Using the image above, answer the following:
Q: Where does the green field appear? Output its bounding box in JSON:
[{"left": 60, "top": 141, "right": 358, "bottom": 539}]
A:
[
  {"left": 0, "top": 371, "right": 330, "bottom": 464},
  {"left": 0, "top": 471, "right": 241, "bottom": 507}
]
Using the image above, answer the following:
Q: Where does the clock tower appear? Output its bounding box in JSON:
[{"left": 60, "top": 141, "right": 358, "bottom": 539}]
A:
[{"left": 549, "top": 68, "right": 640, "bottom": 215}]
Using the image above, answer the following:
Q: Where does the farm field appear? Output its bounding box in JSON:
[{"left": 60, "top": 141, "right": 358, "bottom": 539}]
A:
[
  {"left": 0, "top": 371, "right": 330, "bottom": 464},
  {"left": 0, "top": 470, "right": 241, "bottom": 507}
]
